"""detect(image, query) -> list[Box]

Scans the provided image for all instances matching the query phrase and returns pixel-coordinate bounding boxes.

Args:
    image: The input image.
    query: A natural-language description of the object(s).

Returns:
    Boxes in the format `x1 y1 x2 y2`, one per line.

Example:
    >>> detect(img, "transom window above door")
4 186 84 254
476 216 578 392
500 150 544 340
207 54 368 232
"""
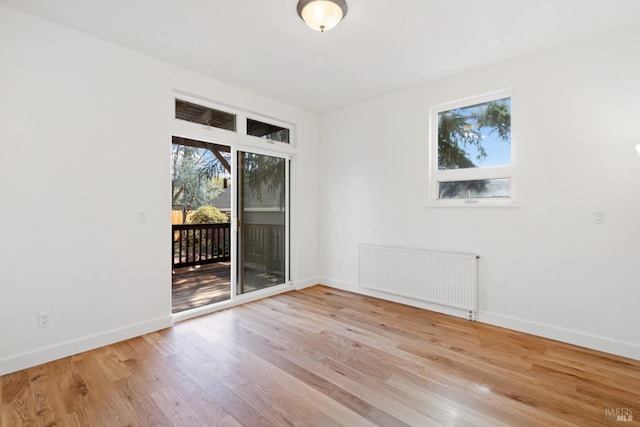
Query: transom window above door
175 98 293 145
175 99 236 131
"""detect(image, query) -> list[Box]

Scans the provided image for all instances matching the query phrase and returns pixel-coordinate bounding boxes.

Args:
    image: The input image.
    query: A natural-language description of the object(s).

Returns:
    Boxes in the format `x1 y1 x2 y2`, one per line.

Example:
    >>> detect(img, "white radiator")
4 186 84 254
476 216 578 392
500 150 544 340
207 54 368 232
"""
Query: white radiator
359 245 478 319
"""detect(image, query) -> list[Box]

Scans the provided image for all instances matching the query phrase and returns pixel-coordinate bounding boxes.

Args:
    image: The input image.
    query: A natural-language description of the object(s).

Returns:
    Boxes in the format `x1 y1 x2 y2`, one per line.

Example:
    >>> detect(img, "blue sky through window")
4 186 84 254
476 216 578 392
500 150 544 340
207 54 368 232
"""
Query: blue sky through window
441 97 511 168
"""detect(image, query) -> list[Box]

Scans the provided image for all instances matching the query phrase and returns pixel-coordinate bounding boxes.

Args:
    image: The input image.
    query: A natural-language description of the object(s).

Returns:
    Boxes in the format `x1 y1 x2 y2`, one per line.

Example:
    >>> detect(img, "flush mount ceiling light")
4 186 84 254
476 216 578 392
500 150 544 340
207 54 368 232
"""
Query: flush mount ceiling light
297 0 348 32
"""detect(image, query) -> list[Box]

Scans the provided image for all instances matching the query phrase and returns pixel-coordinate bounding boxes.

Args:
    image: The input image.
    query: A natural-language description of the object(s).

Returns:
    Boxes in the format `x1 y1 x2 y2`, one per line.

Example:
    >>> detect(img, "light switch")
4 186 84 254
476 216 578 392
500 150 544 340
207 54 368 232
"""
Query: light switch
593 210 605 224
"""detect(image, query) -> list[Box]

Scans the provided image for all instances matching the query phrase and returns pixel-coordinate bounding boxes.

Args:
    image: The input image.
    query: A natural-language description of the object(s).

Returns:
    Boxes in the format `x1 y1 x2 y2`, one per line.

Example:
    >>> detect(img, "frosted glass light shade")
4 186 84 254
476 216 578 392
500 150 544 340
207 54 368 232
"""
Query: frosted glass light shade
636 144 640 156
297 0 348 32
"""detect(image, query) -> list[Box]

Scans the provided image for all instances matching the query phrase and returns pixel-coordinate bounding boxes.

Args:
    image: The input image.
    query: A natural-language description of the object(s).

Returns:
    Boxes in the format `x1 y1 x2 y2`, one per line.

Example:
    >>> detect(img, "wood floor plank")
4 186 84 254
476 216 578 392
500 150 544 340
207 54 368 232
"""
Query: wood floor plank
166 351 272 427
114 375 172 426
1 385 35 427
2 285 639 426
125 338 229 424
220 336 377 427
150 387 207 427
213 414 243 427
29 363 71 427
208 316 387 425
2 371 30 406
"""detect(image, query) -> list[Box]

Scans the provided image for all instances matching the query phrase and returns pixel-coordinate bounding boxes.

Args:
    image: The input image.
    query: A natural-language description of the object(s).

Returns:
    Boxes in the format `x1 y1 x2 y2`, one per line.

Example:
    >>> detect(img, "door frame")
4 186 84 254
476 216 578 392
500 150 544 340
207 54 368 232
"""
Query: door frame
171 117 295 323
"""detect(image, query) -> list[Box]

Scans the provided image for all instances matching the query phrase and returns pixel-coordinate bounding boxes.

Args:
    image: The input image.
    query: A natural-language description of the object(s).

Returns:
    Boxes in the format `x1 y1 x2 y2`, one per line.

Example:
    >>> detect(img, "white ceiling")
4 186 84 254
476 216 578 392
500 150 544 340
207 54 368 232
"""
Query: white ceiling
3 0 640 113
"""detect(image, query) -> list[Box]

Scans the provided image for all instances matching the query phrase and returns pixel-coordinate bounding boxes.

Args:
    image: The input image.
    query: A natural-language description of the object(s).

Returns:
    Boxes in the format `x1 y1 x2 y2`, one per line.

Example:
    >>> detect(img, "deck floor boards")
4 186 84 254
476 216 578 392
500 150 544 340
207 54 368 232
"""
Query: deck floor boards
172 263 231 313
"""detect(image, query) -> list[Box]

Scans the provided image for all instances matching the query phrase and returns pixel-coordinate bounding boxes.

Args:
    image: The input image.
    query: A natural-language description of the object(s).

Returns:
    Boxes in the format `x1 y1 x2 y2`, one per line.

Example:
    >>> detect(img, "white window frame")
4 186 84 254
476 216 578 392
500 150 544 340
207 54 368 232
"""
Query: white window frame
428 89 517 207
173 91 297 149
245 114 296 146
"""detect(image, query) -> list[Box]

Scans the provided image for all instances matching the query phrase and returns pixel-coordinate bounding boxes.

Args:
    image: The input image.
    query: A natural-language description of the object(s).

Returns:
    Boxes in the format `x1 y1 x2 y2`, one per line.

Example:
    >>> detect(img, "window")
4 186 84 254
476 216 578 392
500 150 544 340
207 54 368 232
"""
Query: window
174 97 294 146
429 90 515 206
175 99 236 131
247 118 290 144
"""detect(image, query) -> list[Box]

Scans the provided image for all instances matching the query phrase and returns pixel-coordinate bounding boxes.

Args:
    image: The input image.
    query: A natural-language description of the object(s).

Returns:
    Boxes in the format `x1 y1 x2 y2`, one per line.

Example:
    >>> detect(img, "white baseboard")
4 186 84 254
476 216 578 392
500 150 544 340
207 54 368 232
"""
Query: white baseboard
0 315 173 376
320 278 640 362
478 311 640 361
295 276 322 291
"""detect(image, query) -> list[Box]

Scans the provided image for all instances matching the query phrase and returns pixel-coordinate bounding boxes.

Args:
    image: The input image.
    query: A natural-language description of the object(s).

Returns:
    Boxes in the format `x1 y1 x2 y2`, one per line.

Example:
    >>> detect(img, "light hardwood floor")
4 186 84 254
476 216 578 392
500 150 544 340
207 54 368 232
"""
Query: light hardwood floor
2 286 639 426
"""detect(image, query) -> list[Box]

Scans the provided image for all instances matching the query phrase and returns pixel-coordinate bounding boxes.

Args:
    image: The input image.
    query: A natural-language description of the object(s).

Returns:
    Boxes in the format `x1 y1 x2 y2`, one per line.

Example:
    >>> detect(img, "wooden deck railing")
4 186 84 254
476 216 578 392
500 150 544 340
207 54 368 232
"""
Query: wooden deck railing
173 223 231 269
243 223 285 272
173 222 285 273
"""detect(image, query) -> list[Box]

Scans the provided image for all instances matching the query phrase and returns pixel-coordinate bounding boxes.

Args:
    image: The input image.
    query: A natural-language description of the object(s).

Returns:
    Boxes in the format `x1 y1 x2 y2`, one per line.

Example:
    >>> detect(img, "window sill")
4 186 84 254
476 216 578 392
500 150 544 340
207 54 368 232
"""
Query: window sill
426 198 520 208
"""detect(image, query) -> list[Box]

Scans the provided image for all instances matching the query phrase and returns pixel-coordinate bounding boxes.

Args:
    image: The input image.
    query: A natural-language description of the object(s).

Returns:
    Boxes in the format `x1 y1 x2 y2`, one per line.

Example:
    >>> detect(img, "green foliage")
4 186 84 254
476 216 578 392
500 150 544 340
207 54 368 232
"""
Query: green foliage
188 206 228 224
171 144 224 220
438 99 511 170
480 100 511 140
241 153 286 208
438 111 479 169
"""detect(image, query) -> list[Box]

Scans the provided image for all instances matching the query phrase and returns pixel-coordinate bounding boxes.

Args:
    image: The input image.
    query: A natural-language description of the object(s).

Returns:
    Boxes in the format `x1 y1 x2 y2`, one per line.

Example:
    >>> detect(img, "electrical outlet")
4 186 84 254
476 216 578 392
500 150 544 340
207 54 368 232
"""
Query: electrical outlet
38 311 52 328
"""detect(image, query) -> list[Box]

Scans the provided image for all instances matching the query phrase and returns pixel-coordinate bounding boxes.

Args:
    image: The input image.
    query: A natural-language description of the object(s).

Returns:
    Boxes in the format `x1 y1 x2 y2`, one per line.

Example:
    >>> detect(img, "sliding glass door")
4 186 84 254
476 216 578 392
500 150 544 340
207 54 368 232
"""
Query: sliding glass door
171 96 294 317
236 151 289 295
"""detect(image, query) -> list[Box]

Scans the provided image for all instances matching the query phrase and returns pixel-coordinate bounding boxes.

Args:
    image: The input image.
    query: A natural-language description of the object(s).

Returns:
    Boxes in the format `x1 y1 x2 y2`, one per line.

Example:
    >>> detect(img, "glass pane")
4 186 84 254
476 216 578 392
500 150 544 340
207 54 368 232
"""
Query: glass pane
438 97 511 170
237 152 287 295
175 99 236 131
438 178 510 199
247 118 290 143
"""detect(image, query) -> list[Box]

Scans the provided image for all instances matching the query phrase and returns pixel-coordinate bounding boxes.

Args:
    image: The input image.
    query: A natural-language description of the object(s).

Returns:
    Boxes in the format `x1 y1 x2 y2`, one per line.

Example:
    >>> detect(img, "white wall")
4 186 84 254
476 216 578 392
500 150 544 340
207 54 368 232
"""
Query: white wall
320 23 640 360
0 5 320 375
